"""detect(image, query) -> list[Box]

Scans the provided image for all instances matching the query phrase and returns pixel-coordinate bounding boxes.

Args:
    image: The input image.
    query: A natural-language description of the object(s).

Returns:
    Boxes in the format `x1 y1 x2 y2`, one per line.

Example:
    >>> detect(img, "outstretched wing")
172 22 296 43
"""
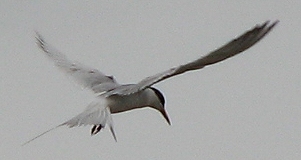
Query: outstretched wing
22 98 116 146
108 20 278 95
36 33 119 93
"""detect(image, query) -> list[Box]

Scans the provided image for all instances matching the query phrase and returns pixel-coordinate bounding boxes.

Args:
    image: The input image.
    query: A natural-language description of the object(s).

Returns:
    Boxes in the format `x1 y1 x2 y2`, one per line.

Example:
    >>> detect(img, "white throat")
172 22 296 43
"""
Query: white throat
106 88 161 114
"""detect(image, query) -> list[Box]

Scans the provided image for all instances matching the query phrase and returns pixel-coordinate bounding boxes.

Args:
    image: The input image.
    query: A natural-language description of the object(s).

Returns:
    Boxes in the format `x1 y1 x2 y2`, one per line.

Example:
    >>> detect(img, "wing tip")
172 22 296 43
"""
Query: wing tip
269 20 280 29
260 20 279 33
34 31 47 52
257 20 279 40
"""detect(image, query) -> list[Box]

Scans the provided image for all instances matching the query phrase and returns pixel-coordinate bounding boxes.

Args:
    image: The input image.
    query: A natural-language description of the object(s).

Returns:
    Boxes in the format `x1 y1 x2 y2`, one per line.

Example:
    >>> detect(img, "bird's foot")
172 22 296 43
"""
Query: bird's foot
91 125 103 135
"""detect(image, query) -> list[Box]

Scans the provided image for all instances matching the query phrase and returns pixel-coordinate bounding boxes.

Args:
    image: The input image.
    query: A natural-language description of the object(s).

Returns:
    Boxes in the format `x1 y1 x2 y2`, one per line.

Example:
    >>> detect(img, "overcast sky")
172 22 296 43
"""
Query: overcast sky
1 0 300 159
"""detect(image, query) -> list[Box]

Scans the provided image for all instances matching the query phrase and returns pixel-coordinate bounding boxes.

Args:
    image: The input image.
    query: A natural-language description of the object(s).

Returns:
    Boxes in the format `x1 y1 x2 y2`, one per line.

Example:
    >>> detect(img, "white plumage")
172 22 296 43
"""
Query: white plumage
23 20 278 145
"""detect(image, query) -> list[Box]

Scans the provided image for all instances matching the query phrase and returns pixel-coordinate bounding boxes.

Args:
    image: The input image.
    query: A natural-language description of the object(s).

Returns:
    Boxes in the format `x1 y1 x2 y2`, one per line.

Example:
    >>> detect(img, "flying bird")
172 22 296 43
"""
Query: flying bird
23 20 278 145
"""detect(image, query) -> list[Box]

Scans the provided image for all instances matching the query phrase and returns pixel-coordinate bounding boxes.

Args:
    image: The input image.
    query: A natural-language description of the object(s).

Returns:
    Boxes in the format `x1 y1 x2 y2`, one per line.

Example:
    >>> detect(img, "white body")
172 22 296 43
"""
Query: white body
107 88 162 113
23 20 278 145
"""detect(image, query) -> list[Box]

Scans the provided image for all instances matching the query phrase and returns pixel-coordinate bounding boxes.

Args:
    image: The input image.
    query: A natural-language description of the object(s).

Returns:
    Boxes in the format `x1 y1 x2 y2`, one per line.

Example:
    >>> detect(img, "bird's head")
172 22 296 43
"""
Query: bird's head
149 87 171 125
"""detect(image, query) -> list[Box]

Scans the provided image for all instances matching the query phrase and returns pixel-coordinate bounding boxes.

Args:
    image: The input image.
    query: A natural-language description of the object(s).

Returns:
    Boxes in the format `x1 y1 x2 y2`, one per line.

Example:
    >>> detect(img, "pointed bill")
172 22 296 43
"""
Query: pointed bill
160 109 171 125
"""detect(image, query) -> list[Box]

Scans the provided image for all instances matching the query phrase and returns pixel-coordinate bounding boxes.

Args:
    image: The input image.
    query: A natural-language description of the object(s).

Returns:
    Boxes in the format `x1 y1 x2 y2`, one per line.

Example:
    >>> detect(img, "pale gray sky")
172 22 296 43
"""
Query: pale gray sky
1 0 300 159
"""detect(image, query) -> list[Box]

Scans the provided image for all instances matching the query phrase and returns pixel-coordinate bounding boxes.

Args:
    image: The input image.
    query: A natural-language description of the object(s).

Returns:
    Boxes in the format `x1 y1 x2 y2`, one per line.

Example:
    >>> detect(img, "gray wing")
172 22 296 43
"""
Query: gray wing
36 33 119 93
22 98 116 145
109 20 278 95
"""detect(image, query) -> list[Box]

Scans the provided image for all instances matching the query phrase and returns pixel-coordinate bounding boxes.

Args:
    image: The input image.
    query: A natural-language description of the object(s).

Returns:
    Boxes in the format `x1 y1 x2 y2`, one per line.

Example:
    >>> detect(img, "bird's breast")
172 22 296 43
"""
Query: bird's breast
107 91 151 113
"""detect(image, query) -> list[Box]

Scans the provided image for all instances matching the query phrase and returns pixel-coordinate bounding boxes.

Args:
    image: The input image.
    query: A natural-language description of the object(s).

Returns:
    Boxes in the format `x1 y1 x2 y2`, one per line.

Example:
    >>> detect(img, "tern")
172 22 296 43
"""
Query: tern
23 20 278 145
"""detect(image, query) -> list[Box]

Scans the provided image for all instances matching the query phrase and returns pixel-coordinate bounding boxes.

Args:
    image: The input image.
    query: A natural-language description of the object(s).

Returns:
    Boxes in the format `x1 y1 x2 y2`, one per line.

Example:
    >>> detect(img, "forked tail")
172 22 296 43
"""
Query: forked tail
22 123 64 146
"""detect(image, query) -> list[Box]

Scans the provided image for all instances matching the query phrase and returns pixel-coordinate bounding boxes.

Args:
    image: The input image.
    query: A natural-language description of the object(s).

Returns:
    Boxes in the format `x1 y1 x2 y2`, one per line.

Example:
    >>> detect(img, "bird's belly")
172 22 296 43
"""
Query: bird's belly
107 94 149 114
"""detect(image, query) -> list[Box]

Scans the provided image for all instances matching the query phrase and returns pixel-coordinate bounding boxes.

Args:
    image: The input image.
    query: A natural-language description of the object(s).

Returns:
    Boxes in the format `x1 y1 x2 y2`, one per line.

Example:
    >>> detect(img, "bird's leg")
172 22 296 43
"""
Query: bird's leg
91 125 103 135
